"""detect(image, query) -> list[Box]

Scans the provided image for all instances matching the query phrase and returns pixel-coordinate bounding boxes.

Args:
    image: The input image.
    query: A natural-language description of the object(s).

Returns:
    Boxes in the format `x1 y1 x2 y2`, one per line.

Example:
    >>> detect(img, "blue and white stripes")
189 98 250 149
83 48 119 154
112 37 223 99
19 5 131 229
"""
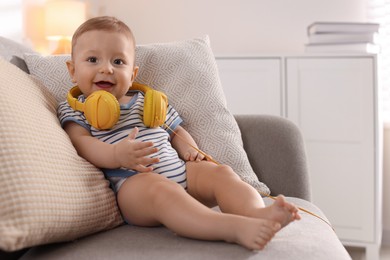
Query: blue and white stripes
57 91 187 190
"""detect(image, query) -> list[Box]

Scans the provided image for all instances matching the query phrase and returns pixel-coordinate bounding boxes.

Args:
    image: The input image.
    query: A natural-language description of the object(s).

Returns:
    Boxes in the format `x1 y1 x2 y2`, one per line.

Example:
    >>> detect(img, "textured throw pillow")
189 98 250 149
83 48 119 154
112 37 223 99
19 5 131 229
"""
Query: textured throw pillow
0 58 123 251
25 36 270 195
24 54 72 104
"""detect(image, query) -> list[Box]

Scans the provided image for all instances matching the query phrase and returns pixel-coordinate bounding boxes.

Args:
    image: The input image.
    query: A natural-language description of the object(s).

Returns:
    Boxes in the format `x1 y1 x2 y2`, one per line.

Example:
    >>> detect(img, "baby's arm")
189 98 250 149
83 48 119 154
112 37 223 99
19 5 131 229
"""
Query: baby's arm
64 122 159 172
170 126 205 162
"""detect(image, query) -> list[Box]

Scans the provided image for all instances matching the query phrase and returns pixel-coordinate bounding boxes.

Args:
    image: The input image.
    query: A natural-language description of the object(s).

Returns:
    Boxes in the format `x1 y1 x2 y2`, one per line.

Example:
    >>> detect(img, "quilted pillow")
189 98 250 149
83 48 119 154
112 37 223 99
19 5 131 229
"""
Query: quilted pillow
24 36 270 195
0 58 123 251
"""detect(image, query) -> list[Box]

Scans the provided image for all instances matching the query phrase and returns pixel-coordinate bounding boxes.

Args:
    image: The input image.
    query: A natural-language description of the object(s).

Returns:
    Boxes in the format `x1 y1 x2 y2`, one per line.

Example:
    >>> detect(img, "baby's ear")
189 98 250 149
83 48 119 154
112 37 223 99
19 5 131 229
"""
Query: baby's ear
66 60 77 83
131 66 139 82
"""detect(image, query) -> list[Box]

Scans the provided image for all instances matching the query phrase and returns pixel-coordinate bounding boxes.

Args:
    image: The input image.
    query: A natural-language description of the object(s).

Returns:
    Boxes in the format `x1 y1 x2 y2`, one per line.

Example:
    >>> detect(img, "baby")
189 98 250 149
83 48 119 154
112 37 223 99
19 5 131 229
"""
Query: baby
57 16 300 251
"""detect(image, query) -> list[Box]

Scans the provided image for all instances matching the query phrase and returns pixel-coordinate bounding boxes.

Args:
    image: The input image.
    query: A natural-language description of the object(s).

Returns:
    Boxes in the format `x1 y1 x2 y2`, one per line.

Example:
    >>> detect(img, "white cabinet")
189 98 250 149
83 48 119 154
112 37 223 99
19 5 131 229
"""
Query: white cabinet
216 58 283 116
286 56 382 259
216 54 382 260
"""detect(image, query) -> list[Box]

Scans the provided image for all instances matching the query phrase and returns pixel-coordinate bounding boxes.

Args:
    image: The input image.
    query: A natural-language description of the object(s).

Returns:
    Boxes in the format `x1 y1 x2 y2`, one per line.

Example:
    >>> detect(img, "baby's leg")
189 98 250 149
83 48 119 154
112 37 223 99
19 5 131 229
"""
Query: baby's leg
117 172 280 250
186 161 300 228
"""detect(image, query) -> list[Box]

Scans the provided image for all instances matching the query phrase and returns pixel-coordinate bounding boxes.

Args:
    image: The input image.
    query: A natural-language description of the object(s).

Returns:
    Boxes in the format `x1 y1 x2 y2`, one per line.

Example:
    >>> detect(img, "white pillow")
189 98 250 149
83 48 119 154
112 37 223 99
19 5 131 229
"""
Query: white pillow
0 58 123 251
25 36 270 195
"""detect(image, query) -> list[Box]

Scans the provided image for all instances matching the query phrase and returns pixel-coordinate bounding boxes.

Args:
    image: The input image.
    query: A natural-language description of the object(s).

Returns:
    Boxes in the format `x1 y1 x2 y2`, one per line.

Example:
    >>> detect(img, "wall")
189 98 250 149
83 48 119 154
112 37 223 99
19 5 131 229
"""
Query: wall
91 0 368 54
0 0 23 42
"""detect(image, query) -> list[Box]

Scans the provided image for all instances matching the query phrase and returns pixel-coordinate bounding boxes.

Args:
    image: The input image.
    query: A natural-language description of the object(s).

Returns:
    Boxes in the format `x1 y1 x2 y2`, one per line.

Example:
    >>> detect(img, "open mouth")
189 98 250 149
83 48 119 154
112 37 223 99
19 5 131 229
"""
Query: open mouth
95 81 114 89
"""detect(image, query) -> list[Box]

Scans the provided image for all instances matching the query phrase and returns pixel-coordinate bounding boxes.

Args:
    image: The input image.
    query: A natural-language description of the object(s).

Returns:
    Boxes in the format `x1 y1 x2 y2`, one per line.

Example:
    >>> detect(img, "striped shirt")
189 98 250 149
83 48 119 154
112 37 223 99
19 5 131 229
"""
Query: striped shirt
57 91 186 189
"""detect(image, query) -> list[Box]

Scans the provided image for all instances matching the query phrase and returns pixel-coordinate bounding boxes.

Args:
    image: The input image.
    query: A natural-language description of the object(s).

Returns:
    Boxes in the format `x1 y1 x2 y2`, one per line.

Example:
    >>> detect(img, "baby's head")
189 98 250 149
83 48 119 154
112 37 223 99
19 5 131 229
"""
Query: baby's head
71 16 136 62
67 16 138 102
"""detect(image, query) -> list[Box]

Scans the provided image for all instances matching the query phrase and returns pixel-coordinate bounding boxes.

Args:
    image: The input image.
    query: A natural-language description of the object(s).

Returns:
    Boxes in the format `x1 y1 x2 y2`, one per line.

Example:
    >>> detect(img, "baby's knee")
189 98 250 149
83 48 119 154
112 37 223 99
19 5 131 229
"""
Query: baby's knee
215 164 240 179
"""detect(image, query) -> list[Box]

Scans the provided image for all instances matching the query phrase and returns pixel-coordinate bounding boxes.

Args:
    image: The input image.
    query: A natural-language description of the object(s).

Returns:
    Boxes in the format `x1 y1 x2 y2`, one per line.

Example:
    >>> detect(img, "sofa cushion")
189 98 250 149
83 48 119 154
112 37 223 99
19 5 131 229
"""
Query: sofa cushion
24 36 270 195
0 58 123 252
0 36 36 73
19 198 351 260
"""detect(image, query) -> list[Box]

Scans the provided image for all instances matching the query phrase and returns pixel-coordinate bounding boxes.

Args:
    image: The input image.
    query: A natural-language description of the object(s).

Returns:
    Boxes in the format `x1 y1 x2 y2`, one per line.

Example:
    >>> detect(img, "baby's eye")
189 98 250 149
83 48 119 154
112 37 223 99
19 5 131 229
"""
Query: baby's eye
113 59 124 65
87 57 97 63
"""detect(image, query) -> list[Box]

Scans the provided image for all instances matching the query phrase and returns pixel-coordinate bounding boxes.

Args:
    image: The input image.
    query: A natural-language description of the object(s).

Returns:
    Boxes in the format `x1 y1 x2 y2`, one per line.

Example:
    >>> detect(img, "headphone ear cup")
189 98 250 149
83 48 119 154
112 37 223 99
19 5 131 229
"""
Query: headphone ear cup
143 90 167 128
84 90 120 130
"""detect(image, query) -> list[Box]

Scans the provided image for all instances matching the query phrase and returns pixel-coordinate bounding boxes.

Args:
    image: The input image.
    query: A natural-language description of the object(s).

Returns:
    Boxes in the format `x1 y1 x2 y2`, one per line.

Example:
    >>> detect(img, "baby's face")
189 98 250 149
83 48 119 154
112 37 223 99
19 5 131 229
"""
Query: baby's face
67 30 138 104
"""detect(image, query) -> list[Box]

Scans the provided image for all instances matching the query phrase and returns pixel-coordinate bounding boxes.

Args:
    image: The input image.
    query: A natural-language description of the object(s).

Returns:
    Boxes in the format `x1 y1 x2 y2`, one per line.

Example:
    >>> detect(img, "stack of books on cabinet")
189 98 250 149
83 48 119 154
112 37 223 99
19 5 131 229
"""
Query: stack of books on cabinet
305 22 380 53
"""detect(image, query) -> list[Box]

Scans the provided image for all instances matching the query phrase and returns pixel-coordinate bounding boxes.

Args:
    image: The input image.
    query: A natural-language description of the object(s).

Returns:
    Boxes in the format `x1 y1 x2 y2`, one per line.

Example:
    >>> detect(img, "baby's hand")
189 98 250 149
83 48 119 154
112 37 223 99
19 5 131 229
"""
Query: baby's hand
113 127 159 172
184 148 205 162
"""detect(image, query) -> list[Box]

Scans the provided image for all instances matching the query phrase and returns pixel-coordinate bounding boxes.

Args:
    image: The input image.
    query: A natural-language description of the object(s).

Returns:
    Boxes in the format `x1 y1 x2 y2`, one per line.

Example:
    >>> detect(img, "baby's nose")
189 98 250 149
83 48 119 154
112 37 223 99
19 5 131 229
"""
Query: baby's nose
99 62 114 74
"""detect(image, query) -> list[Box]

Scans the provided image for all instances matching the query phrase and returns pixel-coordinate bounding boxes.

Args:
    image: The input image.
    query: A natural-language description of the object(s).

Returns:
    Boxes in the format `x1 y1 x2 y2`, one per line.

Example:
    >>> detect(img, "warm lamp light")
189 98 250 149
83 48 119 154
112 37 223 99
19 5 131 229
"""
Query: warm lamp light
45 0 86 54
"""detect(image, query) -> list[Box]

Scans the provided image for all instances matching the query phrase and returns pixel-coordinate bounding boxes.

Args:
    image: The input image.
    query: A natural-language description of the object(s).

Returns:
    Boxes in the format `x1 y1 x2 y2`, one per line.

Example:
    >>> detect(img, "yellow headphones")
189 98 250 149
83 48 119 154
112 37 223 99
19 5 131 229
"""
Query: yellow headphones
67 82 168 130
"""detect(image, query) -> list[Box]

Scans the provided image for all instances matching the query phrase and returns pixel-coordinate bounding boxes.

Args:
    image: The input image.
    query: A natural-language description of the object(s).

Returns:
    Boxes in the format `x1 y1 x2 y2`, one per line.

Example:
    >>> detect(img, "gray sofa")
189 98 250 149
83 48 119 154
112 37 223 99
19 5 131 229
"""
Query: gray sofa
0 36 351 260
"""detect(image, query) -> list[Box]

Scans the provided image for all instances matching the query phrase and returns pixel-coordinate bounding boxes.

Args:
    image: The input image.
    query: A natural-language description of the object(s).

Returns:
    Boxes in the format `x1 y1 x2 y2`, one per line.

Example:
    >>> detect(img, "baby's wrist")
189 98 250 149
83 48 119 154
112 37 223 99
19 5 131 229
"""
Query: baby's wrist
111 143 122 168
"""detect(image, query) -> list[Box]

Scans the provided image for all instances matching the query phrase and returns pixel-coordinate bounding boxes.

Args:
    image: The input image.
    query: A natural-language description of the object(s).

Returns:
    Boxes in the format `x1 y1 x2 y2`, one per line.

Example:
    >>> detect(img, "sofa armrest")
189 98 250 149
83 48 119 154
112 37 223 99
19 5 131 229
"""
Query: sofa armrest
234 115 311 201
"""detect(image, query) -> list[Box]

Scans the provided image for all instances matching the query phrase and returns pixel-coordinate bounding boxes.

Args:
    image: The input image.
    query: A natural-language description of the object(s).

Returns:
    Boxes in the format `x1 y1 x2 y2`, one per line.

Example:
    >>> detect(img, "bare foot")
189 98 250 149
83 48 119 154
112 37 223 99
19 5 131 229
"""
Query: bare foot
255 195 301 228
229 217 281 250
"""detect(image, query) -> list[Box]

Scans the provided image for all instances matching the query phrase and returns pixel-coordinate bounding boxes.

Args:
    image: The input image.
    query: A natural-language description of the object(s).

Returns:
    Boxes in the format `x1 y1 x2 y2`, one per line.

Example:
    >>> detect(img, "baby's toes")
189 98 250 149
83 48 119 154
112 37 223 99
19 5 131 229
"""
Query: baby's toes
285 201 298 213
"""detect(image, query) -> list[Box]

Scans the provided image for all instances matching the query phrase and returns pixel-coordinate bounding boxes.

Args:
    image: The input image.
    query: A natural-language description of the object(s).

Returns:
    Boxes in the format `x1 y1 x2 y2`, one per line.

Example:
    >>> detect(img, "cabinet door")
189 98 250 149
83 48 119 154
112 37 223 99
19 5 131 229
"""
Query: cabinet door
286 57 376 242
216 58 282 115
